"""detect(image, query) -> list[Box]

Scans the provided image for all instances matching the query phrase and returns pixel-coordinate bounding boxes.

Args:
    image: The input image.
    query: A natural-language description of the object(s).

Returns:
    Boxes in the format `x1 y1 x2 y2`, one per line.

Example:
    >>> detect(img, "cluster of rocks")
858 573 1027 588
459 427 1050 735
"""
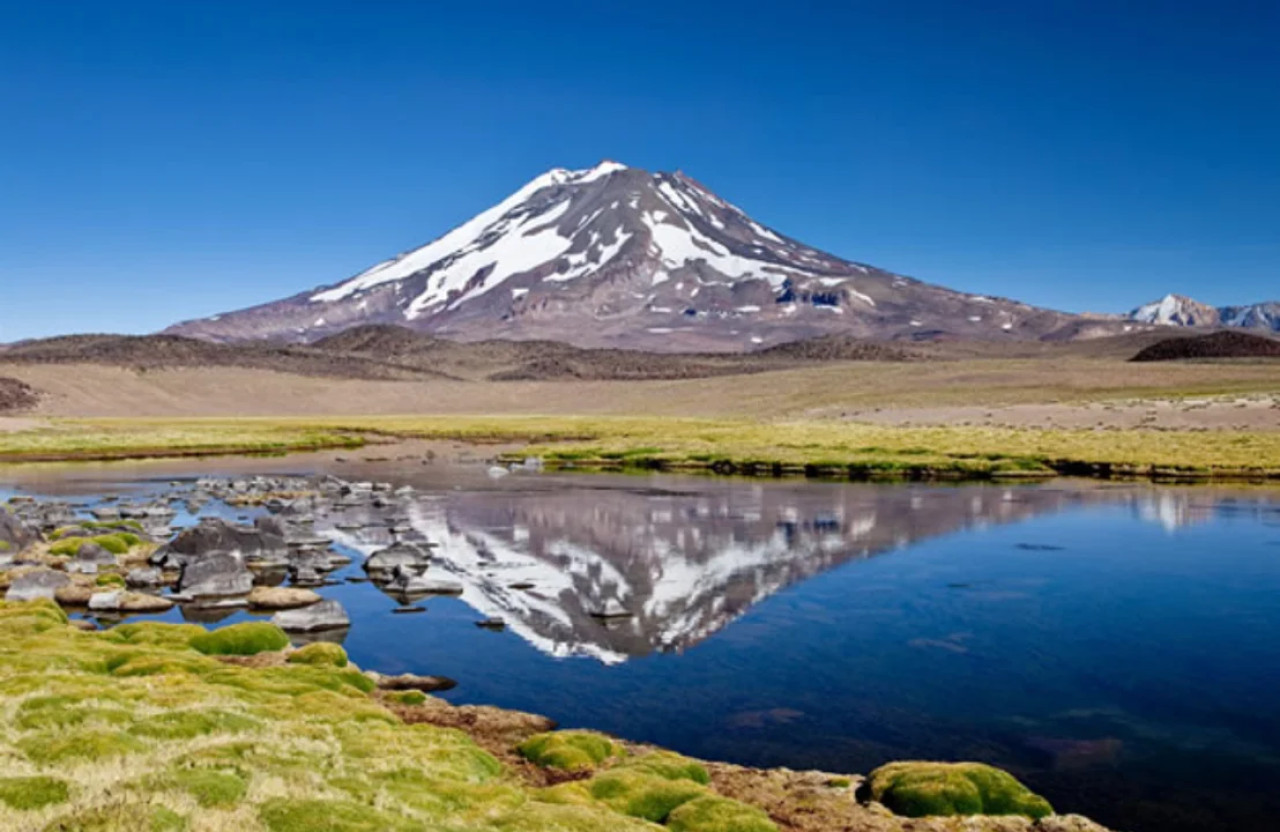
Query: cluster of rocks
3 472 495 639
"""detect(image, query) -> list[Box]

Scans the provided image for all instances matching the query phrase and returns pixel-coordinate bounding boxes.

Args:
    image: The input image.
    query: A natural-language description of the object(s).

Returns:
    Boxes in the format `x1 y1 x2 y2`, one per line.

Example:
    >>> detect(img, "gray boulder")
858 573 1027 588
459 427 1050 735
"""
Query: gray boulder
177 552 253 597
88 591 174 613
0 506 37 557
5 569 70 602
151 517 288 570
125 567 164 588
73 542 117 567
387 564 463 596
364 542 432 578
272 599 350 632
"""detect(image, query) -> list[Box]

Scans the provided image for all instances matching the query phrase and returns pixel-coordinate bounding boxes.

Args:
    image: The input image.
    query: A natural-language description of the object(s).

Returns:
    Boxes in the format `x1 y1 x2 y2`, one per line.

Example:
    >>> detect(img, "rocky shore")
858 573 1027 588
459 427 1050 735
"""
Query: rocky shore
0 476 1118 831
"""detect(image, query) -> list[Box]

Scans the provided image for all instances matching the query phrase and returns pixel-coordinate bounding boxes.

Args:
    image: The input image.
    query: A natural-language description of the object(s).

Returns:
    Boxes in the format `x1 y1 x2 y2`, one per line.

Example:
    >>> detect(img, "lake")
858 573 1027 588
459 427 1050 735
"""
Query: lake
3 456 1279 832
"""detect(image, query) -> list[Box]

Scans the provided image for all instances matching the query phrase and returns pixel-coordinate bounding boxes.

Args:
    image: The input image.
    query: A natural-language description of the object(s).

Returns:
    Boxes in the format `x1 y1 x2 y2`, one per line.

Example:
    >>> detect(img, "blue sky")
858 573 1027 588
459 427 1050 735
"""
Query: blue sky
1 0 1277 341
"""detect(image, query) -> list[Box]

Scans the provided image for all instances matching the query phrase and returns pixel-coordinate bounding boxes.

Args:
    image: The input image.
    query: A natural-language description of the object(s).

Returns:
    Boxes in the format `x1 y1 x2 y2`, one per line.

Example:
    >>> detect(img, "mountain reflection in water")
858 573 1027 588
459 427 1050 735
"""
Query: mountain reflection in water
312 478 1247 664
3 463 1279 832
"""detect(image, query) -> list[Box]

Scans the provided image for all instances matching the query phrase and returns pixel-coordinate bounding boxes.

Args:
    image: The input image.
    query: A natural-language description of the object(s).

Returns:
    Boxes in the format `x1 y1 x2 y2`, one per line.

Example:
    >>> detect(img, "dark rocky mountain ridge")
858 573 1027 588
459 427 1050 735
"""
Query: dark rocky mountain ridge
0 327 923 384
1130 330 1280 362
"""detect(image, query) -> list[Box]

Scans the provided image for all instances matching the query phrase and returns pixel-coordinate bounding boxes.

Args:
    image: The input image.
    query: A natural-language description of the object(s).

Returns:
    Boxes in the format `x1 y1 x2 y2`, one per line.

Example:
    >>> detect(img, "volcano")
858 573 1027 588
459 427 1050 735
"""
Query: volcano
167 161 1091 350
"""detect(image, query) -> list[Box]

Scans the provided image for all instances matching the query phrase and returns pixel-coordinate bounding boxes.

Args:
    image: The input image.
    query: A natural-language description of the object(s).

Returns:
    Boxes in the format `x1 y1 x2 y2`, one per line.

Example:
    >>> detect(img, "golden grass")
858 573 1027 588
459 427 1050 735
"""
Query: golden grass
2 415 1279 479
0 419 366 462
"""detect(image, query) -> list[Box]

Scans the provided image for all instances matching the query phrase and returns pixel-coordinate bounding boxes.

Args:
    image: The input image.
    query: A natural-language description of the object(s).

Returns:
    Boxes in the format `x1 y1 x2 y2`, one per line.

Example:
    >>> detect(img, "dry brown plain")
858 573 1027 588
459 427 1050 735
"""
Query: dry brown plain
2 354 1278 430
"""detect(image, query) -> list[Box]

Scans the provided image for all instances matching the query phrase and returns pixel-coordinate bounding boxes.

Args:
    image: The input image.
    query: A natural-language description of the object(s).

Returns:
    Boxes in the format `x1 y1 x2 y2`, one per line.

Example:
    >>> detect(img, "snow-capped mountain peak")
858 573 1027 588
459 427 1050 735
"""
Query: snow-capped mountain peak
166 162 1087 349
1130 294 1218 326
1128 293 1280 332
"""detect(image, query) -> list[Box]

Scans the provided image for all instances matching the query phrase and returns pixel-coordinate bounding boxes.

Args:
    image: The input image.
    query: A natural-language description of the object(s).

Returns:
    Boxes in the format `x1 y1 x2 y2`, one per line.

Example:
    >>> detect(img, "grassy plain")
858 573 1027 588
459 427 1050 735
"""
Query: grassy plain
2 414 1280 479
0 352 1278 478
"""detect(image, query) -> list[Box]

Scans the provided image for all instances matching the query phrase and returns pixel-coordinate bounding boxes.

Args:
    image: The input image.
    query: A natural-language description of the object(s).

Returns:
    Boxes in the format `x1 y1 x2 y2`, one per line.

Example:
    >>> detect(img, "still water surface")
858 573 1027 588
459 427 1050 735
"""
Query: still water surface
4 458 1279 832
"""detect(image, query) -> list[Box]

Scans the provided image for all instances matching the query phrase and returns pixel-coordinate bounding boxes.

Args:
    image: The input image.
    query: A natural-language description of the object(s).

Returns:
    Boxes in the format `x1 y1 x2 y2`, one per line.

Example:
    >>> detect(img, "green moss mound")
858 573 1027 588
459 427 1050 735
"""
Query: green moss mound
95 573 126 588
588 769 706 822
258 798 420 831
287 642 349 668
49 533 140 558
189 622 290 656
130 709 259 740
518 730 617 772
666 795 778 832
868 761 1053 819
620 751 711 785
40 802 186 831
19 728 146 764
0 775 69 810
51 520 144 539
170 769 247 807
108 621 206 649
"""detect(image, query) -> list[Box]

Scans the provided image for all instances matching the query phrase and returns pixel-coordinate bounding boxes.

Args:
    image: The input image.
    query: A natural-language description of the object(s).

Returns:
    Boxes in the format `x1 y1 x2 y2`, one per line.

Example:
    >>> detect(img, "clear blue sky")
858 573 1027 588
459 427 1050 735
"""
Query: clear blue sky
2 0 1277 341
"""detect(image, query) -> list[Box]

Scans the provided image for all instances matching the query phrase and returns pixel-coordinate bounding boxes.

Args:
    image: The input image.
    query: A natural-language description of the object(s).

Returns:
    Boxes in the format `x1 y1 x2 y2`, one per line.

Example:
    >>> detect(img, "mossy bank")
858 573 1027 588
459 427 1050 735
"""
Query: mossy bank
0 600 1110 832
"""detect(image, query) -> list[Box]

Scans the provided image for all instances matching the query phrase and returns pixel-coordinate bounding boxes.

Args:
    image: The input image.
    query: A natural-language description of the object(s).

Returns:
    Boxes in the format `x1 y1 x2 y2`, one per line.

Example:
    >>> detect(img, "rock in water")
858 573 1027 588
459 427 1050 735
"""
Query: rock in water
272 599 350 632
66 542 116 574
88 591 174 613
364 542 432 578
54 583 96 606
5 569 70 602
125 567 164 587
385 564 463 596
247 586 322 610
177 552 253 597
372 672 458 693
152 516 288 569
0 507 37 556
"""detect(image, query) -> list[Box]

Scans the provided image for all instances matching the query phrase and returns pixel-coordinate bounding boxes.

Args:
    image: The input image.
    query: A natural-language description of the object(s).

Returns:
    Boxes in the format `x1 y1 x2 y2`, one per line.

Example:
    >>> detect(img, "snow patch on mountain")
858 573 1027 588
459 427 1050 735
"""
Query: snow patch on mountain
312 161 624 306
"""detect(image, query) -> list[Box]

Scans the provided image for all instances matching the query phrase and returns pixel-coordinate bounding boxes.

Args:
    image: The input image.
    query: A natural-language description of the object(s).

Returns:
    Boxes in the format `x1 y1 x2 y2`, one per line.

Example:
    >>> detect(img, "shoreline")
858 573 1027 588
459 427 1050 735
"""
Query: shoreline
0 600 1113 832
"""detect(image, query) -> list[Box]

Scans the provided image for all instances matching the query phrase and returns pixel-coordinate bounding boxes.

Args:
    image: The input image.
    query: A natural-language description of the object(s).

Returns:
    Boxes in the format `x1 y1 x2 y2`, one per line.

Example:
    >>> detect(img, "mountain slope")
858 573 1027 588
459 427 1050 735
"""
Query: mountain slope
1129 293 1280 332
166 161 1093 351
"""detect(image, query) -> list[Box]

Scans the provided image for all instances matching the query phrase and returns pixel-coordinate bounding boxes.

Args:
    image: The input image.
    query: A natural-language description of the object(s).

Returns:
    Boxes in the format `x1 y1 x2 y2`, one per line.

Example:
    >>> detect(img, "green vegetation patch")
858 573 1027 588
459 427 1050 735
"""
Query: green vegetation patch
385 689 427 706
258 798 421 832
19 727 147 764
130 709 259 741
588 769 707 823
189 621 290 656
518 730 618 772
40 801 186 831
619 751 711 785
169 768 247 807
0 599 796 832
108 621 206 649
286 641 349 668
666 794 778 832
51 520 145 539
48 532 140 558
0 775 69 810
868 761 1053 819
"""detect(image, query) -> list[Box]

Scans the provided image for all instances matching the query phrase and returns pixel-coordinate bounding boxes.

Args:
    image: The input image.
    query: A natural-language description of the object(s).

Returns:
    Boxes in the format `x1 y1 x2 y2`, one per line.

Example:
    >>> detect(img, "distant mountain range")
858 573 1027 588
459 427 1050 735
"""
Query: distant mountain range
1128 294 1280 332
162 161 1275 351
